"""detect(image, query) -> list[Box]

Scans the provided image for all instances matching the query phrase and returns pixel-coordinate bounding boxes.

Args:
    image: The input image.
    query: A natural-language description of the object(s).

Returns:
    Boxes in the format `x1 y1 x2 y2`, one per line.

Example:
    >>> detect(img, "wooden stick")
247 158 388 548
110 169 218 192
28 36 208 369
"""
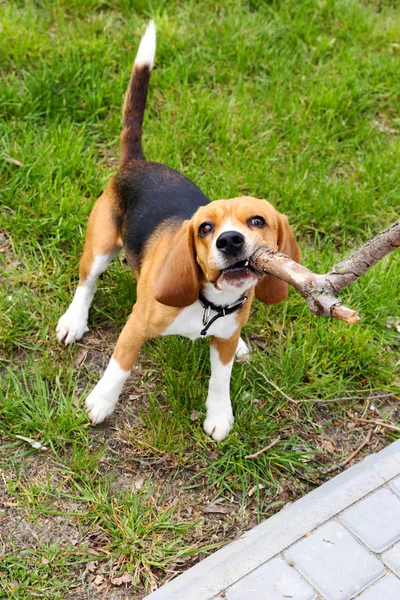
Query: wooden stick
354 418 400 433
340 428 373 467
245 436 281 459
250 219 400 324
253 369 393 404
4 156 23 167
298 393 394 404
325 428 373 473
254 369 295 402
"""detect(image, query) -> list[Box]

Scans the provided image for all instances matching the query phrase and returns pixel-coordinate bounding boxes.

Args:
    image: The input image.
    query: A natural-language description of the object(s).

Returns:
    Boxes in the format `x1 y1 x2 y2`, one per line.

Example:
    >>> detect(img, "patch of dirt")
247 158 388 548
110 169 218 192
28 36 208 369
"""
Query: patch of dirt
0 227 24 275
372 113 398 135
1 325 399 598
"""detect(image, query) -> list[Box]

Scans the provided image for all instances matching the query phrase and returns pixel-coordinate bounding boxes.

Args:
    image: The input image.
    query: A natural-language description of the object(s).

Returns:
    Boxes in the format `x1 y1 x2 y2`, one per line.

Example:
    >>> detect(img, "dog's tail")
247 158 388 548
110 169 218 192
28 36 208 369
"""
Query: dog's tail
120 20 156 167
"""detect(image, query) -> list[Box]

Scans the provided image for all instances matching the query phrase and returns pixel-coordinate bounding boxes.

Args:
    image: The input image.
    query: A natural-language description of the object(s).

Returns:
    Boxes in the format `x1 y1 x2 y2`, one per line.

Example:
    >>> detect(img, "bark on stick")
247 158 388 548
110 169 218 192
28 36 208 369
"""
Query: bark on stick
250 220 400 324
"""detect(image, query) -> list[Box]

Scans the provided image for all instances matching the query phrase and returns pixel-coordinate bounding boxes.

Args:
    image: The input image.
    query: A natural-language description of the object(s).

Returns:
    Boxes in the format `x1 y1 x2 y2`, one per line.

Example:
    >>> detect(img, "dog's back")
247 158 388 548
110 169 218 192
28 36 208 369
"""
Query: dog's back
115 21 209 264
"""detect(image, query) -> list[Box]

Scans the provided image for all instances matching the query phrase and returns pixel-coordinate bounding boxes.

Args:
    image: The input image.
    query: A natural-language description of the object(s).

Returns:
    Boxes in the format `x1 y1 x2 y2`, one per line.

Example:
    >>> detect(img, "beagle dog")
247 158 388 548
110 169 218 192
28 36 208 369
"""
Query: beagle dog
57 21 300 442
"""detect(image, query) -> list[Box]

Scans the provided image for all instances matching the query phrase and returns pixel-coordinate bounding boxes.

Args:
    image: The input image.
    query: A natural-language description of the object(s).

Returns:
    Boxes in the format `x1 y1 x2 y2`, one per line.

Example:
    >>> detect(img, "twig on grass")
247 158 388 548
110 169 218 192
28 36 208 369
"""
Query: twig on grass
354 418 400 433
300 393 394 404
324 428 373 474
4 156 24 167
245 436 281 459
253 369 392 405
340 428 373 467
254 369 295 402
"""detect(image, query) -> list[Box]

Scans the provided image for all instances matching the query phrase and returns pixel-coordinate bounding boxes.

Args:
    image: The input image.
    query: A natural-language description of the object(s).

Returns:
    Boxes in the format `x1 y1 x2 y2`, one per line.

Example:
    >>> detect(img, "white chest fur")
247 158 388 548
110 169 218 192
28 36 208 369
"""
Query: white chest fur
162 301 239 340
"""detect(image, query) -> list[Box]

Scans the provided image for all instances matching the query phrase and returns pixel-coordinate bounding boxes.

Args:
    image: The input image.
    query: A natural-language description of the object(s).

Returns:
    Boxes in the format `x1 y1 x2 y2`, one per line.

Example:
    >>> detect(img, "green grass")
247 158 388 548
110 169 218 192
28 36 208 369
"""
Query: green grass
1 0 400 596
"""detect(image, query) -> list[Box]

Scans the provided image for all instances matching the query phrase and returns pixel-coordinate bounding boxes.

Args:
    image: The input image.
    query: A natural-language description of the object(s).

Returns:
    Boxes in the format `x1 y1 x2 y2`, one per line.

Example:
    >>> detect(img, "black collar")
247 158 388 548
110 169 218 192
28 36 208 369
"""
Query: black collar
198 291 248 337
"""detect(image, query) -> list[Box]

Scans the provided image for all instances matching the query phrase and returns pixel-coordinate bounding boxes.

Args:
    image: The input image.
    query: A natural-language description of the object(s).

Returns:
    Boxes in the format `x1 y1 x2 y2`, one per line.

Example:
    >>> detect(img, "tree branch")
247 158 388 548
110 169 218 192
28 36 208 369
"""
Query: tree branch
250 219 400 324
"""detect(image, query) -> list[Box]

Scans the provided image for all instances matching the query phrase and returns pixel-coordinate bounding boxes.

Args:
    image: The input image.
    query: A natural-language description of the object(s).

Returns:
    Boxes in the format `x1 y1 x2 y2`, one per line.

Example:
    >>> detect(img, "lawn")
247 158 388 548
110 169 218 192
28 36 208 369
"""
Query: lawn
1 0 399 598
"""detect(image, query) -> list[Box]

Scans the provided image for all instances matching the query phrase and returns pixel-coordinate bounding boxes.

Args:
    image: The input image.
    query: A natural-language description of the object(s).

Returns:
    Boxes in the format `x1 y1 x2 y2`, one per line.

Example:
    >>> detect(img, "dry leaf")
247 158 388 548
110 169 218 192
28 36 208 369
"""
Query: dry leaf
94 574 104 586
132 476 144 493
74 348 88 366
111 573 133 586
322 440 336 454
86 548 102 556
277 489 290 503
203 503 234 514
190 410 202 421
5 259 21 271
250 336 268 350
386 318 400 332
85 561 98 574
15 435 47 451
248 484 265 497
41 556 50 565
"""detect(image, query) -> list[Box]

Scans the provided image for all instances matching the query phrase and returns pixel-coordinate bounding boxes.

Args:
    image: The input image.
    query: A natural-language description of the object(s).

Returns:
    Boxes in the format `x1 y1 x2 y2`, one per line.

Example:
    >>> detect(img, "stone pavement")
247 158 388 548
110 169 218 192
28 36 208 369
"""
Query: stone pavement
144 438 400 600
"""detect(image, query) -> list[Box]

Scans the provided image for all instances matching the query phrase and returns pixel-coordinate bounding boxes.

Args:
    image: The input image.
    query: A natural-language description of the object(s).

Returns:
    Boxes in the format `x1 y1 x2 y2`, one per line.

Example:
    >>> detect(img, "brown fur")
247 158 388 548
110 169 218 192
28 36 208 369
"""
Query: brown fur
62 22 302 437
154 196 300 304
79 192 299 371
154 220 200 307
78 183 123 284
120 65 151 166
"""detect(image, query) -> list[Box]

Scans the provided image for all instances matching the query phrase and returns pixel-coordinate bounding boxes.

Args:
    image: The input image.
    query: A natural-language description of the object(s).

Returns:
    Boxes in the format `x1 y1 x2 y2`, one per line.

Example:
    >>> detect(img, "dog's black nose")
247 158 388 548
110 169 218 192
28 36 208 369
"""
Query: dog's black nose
216 231 245 255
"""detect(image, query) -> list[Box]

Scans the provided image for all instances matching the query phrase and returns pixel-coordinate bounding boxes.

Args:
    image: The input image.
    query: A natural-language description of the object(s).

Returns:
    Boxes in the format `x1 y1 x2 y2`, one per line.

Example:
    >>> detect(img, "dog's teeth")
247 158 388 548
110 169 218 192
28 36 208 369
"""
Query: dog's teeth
244 260 249 266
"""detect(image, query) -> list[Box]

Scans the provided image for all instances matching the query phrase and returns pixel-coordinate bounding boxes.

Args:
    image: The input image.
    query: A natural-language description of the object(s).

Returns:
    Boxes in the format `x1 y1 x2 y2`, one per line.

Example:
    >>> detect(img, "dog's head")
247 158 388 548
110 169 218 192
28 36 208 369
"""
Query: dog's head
155 196 301 307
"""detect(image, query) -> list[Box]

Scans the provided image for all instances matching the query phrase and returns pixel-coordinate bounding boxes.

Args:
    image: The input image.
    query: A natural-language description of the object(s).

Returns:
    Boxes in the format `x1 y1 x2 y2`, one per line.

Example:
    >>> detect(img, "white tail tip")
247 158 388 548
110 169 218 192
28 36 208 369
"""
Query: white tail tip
135 19 156 69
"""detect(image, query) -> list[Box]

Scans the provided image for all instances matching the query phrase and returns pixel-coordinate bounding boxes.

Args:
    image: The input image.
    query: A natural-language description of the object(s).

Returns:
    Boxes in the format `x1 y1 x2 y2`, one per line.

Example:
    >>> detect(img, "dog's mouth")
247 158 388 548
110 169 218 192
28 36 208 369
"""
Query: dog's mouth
221 258 253 274
215 258 260 287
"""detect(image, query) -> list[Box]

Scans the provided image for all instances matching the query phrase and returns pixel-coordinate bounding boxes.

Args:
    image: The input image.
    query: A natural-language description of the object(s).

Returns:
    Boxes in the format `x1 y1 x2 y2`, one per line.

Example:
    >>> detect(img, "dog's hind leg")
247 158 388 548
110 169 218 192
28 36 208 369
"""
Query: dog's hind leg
56 184 122 344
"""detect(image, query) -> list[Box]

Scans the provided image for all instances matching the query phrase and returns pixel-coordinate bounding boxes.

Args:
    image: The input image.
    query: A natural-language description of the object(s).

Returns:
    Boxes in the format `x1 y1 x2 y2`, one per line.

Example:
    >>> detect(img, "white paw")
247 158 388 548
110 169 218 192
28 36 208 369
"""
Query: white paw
235 337 251 362
56 310 89 344
85 389 117 425
203 413 234 442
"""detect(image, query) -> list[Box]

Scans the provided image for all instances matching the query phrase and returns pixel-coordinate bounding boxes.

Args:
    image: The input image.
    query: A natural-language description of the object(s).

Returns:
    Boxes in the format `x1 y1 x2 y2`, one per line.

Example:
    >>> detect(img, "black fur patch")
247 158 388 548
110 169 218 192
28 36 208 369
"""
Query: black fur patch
114 161 210 262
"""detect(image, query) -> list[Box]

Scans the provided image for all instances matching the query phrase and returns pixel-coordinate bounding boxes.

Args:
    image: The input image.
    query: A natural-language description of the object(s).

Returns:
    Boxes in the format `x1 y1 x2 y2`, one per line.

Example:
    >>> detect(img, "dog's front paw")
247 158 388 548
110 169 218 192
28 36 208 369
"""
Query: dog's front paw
203 413 234 442
85 389 117 425
56 310 89 344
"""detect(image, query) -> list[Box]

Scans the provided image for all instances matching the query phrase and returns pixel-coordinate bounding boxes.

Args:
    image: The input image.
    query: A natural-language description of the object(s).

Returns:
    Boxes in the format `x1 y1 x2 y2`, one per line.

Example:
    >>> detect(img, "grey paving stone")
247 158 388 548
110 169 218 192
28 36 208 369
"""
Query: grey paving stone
382 542 400 577
340 488 400 552
389 476 400 497
225 557 316 600
144 440 400 600
356 575 400 600
285 521 384 600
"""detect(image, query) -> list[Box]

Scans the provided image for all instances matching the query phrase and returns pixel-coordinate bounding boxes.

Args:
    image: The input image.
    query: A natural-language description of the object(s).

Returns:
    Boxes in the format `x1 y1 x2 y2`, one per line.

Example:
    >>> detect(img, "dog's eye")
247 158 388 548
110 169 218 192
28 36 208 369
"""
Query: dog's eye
248 216 266 228
199 222 214 237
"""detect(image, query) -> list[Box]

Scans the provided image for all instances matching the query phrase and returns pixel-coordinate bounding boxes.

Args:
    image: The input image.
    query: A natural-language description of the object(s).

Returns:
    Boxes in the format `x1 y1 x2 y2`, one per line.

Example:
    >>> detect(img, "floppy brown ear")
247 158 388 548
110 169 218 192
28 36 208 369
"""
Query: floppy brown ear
255 213 301 305
155 221 200 307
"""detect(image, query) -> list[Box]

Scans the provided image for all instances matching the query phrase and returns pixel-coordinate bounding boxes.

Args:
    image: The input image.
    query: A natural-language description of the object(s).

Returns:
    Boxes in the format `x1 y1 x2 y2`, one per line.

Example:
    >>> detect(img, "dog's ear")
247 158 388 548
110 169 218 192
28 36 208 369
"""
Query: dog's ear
255 212 301 305
155 221 199 307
